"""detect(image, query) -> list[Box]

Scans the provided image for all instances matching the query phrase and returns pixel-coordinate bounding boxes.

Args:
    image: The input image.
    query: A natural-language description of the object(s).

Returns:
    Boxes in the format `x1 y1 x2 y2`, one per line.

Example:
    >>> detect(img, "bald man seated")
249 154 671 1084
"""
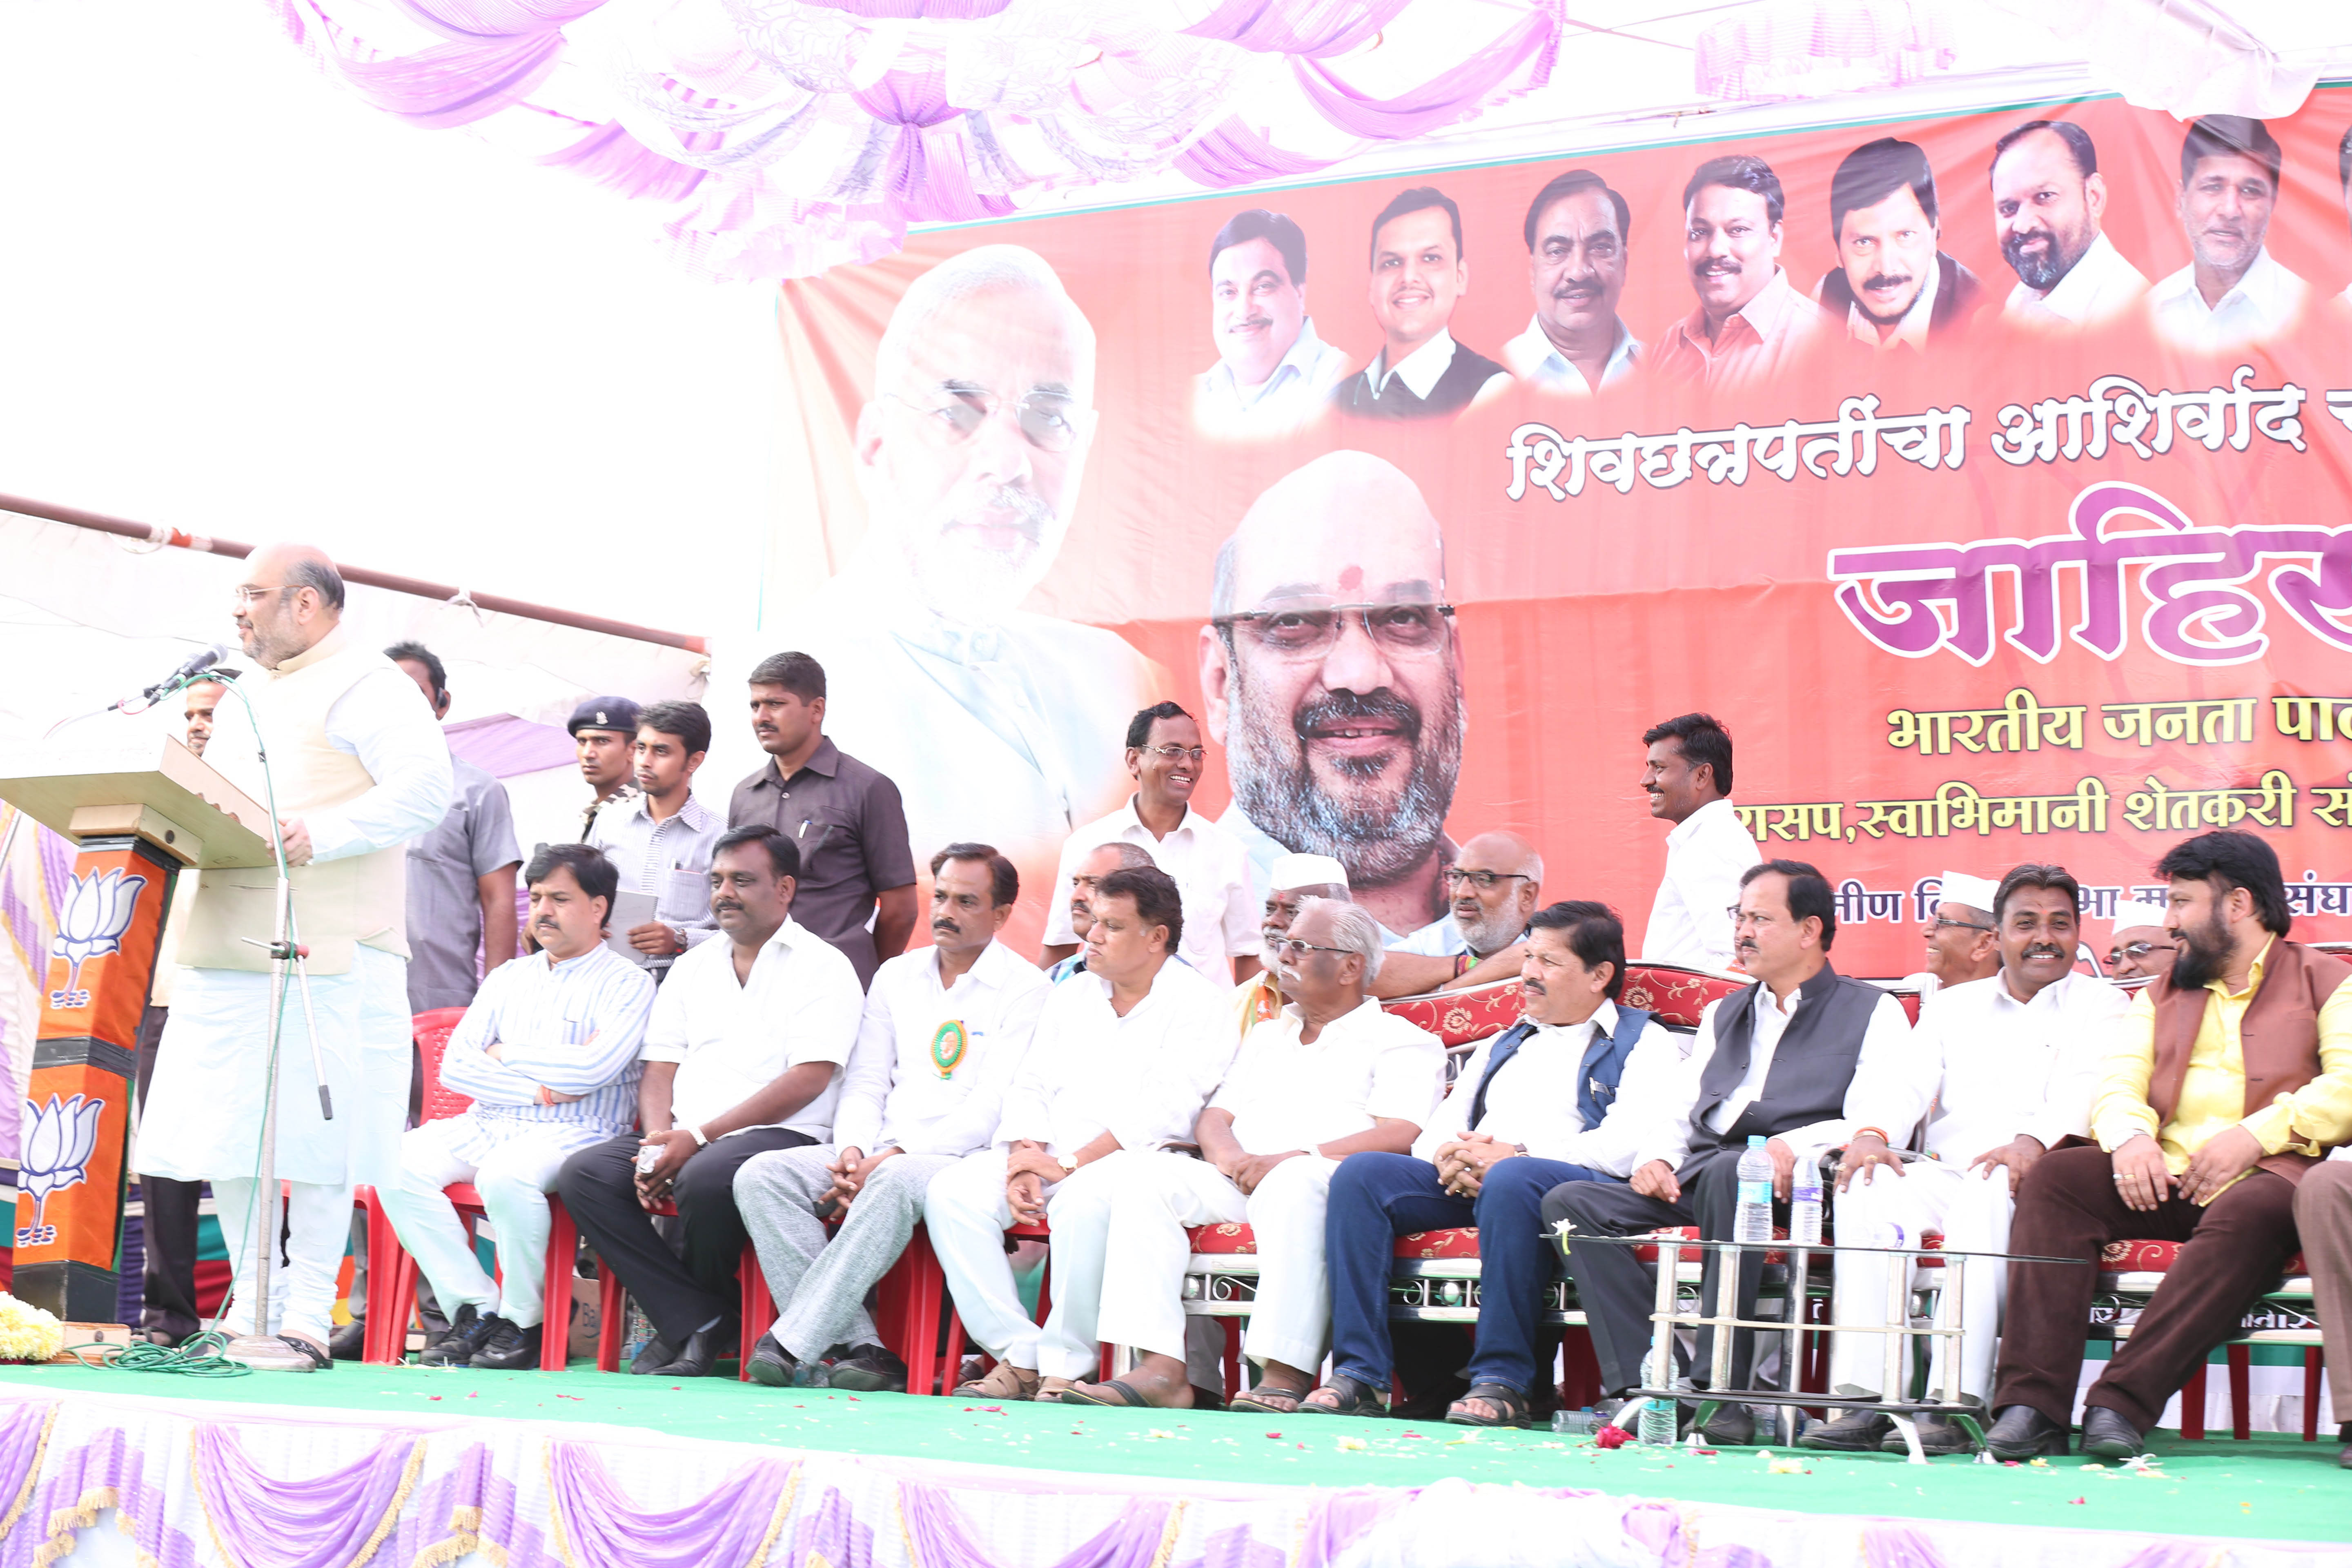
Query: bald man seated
1374 832 1545 999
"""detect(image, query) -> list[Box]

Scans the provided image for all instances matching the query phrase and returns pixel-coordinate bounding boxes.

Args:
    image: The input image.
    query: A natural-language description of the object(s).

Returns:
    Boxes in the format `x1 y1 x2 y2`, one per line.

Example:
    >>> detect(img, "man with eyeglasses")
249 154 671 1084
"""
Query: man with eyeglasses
1374 831 1544 998
2106 897 2178 981
1201 451 1464 943
1042 703 1259 984
775 244 1159 927
1801 863 2126 1456
1903 869 2003 997
1056 898 1444 1412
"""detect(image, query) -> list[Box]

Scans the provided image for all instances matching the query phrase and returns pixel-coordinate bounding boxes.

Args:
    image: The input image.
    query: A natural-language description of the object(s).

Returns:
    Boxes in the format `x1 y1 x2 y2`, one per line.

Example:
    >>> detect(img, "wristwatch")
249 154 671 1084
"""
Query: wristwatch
687 1124 710 1149
1056 1153 1078 1174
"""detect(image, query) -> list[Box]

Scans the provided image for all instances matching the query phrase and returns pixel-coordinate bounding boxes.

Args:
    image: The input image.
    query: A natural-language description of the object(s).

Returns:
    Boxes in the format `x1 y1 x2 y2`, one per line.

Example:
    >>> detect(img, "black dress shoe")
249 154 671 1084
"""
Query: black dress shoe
469 1317 543 1371
1799 1408 1893 1451
747 1336 805 1388
328 1321 367 1361
825 1345 909 1393
419 1304 494 1367
660 1322 735 1379
1882 1411 1978 1456
629 1333 680 1374
2079 1405 2145 1460
1984 1403 2069 1459
1698 1400 1755 1446
2336 1421 2351 1469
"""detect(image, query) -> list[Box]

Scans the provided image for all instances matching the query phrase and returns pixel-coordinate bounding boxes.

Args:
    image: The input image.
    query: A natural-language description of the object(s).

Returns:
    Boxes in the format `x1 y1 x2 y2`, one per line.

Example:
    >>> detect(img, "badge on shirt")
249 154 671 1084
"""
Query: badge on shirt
931 1020 969 1080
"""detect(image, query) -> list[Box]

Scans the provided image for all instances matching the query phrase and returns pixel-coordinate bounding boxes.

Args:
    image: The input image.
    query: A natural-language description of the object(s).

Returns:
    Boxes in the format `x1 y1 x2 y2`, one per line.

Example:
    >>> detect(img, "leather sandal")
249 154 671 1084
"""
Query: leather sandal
1446 1382 1531 1428
951 1361 1040 1401
1229 1382 1311 1415
1301 1372 1390 1417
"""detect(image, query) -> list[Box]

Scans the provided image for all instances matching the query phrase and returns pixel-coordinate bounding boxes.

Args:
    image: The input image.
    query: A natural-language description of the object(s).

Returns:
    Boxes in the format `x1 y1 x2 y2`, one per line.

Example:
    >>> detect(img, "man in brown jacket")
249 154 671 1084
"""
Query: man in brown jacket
2295 1160 2352 1467
1986 831 2352 1460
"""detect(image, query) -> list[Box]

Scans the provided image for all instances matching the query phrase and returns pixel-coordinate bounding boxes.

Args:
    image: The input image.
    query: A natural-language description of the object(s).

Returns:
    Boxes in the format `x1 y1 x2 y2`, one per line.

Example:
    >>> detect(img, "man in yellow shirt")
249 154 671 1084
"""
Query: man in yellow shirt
1986 831 2352 1461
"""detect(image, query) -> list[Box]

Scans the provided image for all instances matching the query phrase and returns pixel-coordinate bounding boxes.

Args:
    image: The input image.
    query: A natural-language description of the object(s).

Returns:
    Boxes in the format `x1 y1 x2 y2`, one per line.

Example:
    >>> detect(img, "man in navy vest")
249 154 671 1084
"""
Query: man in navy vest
1329 187 1511 421
1547 860 1917 1446
1301 902 1681 1428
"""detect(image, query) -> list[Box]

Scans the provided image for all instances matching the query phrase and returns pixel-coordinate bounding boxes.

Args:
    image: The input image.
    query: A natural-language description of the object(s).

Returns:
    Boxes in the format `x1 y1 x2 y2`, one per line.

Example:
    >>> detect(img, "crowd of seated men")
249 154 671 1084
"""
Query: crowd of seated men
359 645 2352 1468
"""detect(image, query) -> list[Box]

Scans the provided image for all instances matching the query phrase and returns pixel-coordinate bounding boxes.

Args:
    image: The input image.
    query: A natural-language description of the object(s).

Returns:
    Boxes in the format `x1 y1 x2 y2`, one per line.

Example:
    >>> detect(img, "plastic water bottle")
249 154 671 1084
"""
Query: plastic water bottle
1736 1134 1775 1245
1791 1152 1823 1248
1638 1392 1676 1446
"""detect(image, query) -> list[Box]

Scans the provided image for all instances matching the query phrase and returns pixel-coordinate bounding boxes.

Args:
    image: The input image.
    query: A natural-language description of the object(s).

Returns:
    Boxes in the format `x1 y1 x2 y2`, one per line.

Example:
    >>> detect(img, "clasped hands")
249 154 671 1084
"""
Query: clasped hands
818 1145 900 1211
1433 1132 1519 1198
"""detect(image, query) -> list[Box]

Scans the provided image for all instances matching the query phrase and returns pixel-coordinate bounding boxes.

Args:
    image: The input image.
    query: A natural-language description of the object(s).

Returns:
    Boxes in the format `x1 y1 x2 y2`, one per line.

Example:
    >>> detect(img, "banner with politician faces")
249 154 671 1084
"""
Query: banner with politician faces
773 89 2352 973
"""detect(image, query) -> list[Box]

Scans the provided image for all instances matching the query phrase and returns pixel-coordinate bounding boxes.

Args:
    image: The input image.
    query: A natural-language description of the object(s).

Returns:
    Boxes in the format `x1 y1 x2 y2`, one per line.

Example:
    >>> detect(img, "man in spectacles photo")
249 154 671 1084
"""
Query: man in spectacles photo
1199 451 1465 943
1372 832 1546 998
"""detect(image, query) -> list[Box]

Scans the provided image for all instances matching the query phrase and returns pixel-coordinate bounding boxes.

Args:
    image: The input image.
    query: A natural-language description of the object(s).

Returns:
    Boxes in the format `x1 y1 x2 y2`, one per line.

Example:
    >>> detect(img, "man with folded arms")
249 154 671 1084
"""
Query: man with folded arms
385 844 654 1369
1051 899 1443 1411
734 843 1049 1391
1547 860 1916 1446
926 866 1230 1400
1308 901 1678 1427
1987 831 2352 1460
1802 863 2125 1454
557 826 862 1377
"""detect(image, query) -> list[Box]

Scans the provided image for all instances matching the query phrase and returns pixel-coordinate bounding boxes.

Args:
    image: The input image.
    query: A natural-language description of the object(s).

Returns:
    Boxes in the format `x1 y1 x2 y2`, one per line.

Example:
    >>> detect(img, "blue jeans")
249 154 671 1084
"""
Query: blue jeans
1325 1151 1617 1394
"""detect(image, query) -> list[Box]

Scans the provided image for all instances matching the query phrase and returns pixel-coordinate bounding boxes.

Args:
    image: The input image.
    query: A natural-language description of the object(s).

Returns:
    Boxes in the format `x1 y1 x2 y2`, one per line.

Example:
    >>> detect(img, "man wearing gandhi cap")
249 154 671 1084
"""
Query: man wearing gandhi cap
1905 869 2002 996
2106 896 2178 980
1236 853 1352 1034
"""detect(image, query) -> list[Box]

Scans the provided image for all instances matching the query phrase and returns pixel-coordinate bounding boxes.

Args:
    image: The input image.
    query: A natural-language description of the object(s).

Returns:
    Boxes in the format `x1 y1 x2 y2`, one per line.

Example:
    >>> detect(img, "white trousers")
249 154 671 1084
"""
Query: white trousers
213 1177 351 1345
377 1116 584 1330
926 1150 1096 1372
1829 1160 2014 1402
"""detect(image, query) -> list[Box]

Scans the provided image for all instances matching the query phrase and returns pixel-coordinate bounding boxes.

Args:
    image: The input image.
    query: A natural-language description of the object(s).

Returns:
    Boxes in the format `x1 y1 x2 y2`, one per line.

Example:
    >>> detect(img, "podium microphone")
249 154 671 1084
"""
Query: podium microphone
134 644 232 705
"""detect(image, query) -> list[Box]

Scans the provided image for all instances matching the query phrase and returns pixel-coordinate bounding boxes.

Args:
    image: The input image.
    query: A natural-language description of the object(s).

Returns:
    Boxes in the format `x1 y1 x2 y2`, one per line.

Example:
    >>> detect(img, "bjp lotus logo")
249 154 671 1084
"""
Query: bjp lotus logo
48 869 146 1008
17 1093 103 1247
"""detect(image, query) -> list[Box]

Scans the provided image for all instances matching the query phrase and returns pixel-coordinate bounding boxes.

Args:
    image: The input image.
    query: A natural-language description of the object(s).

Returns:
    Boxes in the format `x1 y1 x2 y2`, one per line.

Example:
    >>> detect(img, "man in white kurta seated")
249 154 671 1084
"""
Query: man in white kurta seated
140 543 451 1370
925 866 1230 1400
1801 862 2126 1455
735 843 1050 1391
383 844 653 1369
1056 898 1446 1411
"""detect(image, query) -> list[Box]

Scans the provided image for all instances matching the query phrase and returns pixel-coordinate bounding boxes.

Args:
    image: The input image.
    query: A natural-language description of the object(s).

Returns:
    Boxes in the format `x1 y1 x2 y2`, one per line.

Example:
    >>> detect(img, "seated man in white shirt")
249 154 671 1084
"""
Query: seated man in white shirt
927 866 1232 1400
1801 862 2125 1455
1307 902 1680 1427
734 843 1050 1391
555 825 862 1378
385 844 655 1370
1373 831 1543 998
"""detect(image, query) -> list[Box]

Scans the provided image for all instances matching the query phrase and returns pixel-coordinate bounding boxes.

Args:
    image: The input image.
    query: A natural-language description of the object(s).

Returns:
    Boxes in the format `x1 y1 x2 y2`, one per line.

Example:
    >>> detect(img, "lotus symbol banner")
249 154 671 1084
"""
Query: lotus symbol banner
47 867 146 1009
17 1092 104 1248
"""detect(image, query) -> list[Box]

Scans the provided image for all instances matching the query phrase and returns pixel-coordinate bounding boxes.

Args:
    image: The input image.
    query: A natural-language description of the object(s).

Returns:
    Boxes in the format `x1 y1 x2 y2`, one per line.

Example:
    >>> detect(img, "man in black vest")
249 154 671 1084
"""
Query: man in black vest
1330 187 1511 420
1546 860 1917 1445
1301 903 1682 1428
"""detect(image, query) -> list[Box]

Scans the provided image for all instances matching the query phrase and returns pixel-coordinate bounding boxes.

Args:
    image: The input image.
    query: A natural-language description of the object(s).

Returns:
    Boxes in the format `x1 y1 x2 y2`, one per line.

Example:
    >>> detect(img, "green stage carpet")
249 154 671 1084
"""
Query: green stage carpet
0 1362 2341 1544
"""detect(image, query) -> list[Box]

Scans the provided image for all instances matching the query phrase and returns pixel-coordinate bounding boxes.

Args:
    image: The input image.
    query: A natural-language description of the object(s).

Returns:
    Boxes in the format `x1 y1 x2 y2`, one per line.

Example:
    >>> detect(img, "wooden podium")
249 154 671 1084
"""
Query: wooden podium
0 737 272 1320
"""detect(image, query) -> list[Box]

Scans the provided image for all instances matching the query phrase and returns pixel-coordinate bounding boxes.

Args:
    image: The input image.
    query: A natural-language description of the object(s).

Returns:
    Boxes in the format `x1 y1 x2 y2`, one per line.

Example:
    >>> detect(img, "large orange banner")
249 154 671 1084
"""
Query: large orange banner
774 90 2352 974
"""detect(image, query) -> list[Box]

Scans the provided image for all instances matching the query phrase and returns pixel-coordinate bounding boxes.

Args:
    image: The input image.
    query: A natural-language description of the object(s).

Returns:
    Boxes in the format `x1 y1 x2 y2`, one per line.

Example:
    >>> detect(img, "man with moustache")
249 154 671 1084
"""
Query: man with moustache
1201 451 1462 942
790 245 1158 897
1987 831 2352 1461
1234 852 1351 1031
1042 703 1259 985
2149 115 2311 352
1651 154 1836 393
1900 870 2003 998
1372 832 1544 999
567 697 643 843
1501 168 1642 394
1639 713 1759 972
1048 841 1156 984
1194 209 1352 438
1331 187 1511 420
1548 860 1915 1446
1989 120 2151 332
1801 864 2127 1456
591 701 723 977
1309 903 1679 1426
1813 138 1983 352
734 844 1049 1391
2105 896 2178 980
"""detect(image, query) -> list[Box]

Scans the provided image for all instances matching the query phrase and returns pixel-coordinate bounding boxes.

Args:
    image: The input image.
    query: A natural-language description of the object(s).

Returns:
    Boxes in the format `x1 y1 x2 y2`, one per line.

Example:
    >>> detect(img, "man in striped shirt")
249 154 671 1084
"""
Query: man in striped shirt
381 844 655 1370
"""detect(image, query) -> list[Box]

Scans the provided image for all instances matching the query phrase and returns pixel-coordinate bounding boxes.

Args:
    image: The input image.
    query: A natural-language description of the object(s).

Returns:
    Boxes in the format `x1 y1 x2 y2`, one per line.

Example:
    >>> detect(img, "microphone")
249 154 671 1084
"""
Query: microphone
136 644 232 704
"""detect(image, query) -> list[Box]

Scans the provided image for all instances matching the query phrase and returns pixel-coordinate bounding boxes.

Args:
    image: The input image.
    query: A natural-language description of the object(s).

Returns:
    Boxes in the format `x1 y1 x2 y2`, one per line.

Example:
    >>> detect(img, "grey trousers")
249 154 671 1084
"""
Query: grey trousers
2292 1160 2352 1413
737 1145 958 1362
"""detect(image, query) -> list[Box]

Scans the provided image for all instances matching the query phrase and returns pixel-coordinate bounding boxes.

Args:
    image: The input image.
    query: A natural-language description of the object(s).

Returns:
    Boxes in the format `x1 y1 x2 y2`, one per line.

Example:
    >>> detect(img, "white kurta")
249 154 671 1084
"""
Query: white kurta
139 661 450 1188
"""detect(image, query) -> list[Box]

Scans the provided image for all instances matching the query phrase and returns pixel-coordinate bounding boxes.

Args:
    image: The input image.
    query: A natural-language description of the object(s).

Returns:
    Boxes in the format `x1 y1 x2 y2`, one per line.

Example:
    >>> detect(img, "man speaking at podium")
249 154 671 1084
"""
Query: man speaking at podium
139 544 451 1370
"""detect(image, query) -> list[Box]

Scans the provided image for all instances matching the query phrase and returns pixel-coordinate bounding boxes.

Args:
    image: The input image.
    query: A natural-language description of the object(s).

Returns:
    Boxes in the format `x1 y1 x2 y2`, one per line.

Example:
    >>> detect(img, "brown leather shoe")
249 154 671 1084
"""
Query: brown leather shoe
953 1361 1040 1401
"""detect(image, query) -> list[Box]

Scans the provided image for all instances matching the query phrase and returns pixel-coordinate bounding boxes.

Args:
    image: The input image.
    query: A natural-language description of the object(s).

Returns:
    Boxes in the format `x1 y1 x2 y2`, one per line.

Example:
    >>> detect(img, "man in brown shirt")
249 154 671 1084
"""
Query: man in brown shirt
726 650 918 989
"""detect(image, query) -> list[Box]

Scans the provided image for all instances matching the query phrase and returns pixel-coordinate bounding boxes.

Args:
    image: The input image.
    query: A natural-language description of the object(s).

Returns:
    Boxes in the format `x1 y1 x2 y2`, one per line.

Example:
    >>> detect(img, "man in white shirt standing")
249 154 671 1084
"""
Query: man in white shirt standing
734 843 1049 1391
1307 902 1680 1427
2149 114 2310 352
1639 713 1760 970
1194 209 1352 439
1330 187 1512 420
1802 862 2127 1455
384 845 654 1370
1989 120 2150 333
556 826 862 1378
588 700 724 976
1549 860 1917 1446
1501 169 1641 394
1042 703 1260 984
926 867 1231 1400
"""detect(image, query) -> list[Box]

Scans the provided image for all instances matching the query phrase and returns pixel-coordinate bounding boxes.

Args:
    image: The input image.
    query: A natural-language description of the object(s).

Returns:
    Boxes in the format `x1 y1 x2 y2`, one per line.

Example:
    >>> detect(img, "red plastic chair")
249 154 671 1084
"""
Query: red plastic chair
733 1222 954 1392
361 1007 581 1371
936 1220 1117 1392
589 1194 768 1376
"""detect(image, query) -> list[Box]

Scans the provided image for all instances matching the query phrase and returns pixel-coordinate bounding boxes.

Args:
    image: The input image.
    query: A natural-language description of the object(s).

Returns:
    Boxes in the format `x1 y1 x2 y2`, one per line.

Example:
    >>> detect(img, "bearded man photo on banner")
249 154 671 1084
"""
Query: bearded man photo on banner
139 543 452 1370
1201 451 1464 944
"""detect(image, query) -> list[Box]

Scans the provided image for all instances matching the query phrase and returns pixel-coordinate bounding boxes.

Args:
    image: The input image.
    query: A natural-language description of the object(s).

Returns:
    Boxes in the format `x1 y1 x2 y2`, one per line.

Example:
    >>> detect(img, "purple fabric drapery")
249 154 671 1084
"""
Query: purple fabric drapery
1183 0 1416 57
803 0 1014 17
902 1477 1178 1568
190 1422 419 1568
1291 4 1557 139
6 1423 196 1568
850 72 1017 222
390 0 609 42
538 122 710 203
0 1404 52 1535
1173 116 1340 185
546 1440 795 1567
